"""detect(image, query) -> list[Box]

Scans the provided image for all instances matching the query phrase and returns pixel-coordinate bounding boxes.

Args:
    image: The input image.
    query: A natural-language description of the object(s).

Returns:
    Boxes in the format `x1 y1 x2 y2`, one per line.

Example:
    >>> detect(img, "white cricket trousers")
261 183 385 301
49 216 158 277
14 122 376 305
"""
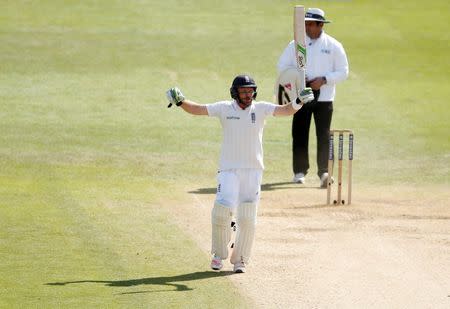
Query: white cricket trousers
215 168 263 208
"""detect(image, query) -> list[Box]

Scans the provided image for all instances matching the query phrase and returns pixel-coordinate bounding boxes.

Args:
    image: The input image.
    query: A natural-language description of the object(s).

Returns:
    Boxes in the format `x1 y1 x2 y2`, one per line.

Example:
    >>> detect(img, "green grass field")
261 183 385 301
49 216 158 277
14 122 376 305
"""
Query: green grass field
1 0 449 307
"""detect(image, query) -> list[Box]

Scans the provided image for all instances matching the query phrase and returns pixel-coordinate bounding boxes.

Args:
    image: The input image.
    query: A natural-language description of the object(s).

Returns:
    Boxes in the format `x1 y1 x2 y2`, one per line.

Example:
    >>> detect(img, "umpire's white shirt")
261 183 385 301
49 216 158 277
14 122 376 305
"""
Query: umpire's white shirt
277 31 349 101
207 100 276 170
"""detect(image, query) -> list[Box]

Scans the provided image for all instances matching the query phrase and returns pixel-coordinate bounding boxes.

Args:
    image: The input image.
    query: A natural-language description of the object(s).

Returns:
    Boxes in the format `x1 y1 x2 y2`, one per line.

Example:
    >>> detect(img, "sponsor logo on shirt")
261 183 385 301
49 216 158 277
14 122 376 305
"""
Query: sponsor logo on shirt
321 49 331 54
251 112 256 123
226 116 240 120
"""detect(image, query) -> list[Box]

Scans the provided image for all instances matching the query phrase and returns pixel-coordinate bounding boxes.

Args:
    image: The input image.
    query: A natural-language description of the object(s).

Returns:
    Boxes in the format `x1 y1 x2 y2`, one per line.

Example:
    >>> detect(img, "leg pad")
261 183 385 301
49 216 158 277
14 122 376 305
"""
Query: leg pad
230 202 257 264
211 203 233 259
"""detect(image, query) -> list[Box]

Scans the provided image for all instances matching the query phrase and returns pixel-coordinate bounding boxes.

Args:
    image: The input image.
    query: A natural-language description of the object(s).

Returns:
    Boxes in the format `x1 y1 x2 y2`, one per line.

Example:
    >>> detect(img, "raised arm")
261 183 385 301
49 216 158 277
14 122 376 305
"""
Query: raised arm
166 87 208 116
273 87 314 116
180 100 208 115
273 101 301 116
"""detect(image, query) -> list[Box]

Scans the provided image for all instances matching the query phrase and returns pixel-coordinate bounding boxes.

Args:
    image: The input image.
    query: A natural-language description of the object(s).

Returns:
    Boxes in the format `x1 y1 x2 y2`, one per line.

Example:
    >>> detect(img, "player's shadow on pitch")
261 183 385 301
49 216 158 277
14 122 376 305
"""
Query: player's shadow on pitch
46 271 234 293
189 182 303 195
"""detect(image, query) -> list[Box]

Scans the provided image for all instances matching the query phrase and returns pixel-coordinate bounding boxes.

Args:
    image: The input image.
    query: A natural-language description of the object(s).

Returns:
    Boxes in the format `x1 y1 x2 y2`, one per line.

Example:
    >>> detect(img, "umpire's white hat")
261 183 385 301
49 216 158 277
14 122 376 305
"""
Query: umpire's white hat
305 8 332 23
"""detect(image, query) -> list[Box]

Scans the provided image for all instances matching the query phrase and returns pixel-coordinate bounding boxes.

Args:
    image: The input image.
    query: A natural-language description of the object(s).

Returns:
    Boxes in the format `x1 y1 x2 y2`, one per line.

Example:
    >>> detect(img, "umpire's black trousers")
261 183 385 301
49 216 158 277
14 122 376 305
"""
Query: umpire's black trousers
292 90 333 177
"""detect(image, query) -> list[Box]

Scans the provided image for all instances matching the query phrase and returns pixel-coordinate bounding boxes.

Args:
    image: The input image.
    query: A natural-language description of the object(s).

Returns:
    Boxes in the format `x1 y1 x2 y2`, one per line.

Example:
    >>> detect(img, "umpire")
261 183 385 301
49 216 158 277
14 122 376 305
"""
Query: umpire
277 7 349 187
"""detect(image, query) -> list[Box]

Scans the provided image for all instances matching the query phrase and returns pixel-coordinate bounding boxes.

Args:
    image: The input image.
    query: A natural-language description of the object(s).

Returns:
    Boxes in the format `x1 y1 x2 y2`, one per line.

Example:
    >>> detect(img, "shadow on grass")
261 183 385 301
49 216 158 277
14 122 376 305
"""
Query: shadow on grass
189 181 316 195
46 271 235 293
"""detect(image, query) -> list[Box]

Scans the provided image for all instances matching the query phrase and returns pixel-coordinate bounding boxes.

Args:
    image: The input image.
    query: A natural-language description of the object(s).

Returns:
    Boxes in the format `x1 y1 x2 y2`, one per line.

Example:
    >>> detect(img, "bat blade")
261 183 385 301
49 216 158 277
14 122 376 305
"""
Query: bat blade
294 5 306 91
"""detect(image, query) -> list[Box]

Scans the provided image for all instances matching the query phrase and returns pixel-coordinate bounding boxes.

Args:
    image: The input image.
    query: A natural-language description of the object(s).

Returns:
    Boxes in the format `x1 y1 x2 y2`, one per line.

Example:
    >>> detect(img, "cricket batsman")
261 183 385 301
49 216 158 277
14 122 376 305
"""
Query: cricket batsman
166 75 313 273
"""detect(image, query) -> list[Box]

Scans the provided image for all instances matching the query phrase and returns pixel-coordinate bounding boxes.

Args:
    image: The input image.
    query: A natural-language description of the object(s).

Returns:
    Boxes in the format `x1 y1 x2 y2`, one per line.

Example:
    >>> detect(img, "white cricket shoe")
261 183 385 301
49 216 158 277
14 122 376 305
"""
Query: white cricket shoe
210 255 223 271
293 173 306 184
320 173 333 188
233 260 246 273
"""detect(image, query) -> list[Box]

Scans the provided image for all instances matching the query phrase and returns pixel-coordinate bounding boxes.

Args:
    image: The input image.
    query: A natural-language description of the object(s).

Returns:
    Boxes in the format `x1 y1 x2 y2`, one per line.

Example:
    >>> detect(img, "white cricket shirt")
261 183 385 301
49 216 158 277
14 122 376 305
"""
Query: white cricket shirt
207 100 276 170
277 31 349 101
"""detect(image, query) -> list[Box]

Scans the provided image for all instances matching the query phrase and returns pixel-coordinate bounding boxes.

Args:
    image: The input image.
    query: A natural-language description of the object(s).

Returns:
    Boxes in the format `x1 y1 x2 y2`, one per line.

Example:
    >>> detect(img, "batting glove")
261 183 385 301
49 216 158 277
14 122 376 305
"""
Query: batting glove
166 87 185 108
296 87 314 104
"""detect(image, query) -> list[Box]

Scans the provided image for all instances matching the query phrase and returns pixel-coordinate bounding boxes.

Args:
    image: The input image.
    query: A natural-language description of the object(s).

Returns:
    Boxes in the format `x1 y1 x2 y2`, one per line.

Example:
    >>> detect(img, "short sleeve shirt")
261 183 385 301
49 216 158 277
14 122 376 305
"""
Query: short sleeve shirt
207 100 276 170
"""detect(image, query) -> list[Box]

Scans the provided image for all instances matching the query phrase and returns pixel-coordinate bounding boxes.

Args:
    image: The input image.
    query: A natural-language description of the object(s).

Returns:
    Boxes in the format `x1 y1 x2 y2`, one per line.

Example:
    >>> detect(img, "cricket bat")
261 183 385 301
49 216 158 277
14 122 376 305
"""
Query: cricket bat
275 6 306 105
294 5 306 92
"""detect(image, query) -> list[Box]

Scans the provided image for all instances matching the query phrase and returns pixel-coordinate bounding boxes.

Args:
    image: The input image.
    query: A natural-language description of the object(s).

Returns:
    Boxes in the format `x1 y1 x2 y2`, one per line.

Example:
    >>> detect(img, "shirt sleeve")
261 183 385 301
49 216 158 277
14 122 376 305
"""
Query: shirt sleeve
206 101 224 117
325 42 349 85
277 40 297 73
258 102 277 117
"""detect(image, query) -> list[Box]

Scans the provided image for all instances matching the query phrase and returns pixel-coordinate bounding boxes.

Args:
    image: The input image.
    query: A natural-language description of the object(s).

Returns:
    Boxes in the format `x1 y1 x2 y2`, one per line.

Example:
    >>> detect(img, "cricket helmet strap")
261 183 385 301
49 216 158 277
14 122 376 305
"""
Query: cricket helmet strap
230 74 258 101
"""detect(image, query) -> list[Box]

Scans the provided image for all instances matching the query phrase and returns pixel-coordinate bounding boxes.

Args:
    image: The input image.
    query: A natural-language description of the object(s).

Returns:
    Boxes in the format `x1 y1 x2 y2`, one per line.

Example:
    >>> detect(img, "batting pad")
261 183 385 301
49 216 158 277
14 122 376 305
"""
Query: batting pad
230 202 257 264
274 67 304 105
211 202 234 259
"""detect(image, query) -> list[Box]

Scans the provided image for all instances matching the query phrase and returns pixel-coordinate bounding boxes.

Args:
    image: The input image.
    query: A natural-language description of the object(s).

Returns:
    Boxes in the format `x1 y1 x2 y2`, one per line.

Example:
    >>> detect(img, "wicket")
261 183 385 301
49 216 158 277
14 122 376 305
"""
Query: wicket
326 129 354 205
